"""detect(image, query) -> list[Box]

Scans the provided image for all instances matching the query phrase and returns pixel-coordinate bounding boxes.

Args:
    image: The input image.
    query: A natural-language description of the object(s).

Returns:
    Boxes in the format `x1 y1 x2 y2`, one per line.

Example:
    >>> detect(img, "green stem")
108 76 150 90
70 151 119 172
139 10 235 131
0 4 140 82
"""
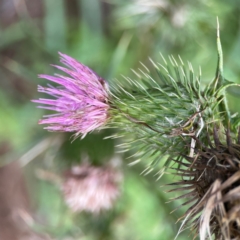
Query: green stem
216 18 223 87
215 18 231 123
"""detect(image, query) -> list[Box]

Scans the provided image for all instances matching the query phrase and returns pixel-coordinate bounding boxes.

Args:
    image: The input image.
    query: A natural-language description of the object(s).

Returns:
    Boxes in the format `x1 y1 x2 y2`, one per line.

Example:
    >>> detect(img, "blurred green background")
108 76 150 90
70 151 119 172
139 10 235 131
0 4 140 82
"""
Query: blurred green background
0 0 240 239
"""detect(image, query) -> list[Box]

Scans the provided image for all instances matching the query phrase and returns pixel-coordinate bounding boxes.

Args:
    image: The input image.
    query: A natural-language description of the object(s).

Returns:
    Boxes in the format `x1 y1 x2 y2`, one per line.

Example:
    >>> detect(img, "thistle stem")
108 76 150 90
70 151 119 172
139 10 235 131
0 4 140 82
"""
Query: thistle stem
215 18 231 123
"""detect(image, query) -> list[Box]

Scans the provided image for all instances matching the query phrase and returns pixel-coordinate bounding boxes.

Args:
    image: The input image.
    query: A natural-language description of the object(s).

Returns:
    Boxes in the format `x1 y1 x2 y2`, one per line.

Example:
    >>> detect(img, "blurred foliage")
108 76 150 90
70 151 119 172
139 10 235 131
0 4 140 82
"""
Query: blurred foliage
0 0 240 239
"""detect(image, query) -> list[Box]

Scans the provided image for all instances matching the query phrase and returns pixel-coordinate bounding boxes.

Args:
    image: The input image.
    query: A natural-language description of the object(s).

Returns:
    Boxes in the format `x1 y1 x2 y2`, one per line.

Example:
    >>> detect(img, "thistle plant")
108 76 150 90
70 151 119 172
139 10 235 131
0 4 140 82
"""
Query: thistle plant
34 22 240 239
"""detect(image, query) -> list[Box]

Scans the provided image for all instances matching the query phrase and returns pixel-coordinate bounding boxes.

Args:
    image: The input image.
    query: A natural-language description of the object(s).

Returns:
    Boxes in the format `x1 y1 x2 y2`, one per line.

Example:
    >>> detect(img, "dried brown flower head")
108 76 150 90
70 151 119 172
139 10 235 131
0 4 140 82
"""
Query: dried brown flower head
62 164 122 213
169 126 240 240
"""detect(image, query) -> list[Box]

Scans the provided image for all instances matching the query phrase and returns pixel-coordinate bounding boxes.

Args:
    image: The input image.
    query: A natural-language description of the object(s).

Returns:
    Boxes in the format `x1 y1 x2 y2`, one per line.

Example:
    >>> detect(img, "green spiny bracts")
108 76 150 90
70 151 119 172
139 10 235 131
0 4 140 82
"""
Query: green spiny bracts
106 21 240 175
108 55 213 171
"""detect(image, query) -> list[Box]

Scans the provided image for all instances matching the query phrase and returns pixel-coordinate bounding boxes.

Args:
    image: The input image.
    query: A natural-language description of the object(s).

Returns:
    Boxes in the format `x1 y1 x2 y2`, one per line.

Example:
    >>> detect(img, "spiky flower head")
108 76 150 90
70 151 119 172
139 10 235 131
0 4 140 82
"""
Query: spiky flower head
33 53 109 138
62 164 121 213
169 126 240 240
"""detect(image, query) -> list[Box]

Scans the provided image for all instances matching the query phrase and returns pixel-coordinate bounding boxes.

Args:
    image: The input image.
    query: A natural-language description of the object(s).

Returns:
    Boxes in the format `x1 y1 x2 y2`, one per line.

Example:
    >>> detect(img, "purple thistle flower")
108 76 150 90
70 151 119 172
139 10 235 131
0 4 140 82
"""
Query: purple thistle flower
33 53 110 138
